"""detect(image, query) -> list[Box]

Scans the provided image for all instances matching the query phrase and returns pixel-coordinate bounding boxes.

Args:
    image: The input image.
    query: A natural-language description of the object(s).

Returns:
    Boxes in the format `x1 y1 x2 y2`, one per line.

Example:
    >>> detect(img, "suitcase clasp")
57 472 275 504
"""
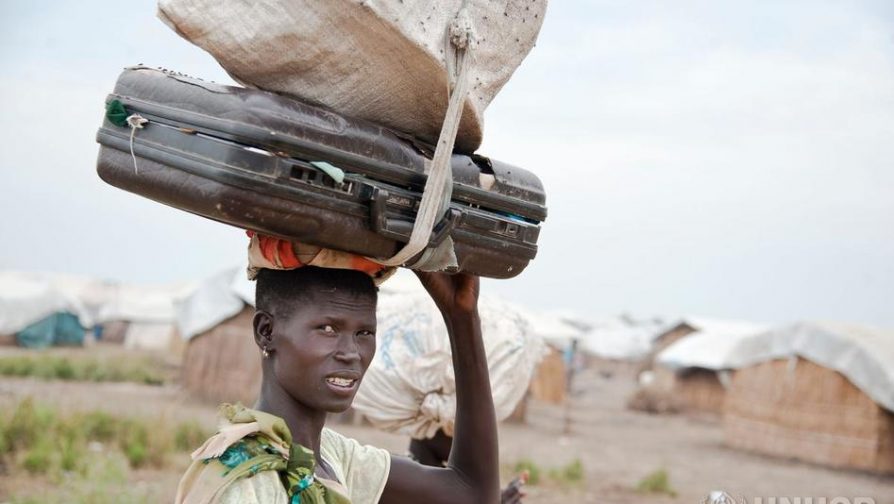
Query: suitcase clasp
369 187 458 247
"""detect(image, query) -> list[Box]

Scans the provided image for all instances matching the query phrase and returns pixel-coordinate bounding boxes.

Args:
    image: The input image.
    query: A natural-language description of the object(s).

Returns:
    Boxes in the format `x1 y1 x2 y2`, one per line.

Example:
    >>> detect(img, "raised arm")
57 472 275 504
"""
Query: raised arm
379 272 499 504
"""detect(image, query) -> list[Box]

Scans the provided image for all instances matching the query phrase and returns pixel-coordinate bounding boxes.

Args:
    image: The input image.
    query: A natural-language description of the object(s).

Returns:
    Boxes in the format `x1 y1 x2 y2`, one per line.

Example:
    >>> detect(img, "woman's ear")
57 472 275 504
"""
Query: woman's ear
253 310 275 352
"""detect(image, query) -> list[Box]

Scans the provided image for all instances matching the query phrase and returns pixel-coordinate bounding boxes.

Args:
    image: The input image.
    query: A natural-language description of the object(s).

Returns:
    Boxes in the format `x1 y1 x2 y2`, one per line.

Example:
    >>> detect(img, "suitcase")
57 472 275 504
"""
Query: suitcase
95 66 546 279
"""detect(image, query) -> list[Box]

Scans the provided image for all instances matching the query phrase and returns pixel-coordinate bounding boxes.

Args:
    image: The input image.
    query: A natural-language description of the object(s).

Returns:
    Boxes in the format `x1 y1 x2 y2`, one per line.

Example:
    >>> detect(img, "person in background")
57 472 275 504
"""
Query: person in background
563 338 581 395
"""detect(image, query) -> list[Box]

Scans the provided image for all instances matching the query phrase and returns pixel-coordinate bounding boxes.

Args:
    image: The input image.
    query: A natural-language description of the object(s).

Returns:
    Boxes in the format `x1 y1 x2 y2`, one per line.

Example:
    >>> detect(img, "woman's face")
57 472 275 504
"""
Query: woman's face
267 290 377 413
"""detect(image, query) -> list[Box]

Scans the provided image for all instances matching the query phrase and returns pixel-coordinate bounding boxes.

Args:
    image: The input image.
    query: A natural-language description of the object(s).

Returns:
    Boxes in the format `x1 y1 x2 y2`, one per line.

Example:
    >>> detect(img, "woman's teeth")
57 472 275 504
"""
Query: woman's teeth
327 377 356 387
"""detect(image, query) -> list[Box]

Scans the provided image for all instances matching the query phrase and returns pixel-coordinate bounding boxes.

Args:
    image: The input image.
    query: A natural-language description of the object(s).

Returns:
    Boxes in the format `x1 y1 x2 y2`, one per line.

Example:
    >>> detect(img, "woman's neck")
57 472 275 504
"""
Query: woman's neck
255 377 328 465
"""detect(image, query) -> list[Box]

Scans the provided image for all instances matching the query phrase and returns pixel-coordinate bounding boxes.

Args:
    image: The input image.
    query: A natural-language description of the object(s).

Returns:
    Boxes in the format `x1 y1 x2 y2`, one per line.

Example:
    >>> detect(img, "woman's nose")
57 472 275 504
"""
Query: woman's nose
333 335 361 363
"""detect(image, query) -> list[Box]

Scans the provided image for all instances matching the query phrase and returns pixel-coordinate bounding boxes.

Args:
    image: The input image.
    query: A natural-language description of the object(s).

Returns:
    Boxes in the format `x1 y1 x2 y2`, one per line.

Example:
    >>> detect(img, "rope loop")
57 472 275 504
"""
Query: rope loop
373 6 476 270
126 114 149 175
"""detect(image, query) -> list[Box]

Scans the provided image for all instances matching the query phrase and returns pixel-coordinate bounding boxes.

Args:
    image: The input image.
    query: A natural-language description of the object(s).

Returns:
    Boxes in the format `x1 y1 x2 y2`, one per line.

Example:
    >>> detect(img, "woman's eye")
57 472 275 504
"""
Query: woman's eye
320 324 336 334
358 330 375 338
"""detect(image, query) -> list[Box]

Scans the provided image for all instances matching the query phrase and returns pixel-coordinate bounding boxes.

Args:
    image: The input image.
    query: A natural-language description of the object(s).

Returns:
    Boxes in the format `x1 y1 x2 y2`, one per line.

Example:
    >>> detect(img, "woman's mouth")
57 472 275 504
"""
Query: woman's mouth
324 374 359 395
326 376 357 388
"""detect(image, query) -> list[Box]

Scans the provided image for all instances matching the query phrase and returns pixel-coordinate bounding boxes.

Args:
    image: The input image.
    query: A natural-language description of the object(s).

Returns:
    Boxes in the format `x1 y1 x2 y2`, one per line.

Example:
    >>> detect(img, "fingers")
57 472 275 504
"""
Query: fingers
412 270 480 315
500 483 527 504
500 471 529 504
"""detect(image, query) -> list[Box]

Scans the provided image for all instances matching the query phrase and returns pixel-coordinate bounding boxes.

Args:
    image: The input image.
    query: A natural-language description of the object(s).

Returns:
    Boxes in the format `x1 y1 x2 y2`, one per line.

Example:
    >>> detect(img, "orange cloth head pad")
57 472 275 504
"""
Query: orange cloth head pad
246 231 396 285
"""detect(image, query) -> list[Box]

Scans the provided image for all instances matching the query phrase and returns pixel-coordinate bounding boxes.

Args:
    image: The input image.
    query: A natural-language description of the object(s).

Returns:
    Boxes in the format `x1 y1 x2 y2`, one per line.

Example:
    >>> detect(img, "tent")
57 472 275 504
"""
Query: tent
0 271 92 347
723 322 894 473
98 281 195 351
16 312 85 348
582 320 659 361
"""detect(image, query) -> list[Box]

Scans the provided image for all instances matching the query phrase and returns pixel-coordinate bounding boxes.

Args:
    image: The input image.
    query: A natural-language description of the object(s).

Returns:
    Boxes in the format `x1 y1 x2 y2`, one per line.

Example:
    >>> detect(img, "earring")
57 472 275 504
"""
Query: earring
262 346 270 358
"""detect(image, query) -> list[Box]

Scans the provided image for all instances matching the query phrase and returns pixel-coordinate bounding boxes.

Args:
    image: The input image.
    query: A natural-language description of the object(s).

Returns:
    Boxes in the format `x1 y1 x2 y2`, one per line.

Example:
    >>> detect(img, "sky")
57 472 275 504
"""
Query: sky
1 1 892 327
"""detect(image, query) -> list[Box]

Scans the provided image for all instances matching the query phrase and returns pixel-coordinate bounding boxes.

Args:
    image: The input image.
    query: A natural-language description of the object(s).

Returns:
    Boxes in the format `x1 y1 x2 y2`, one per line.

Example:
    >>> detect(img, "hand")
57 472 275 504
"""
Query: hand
413 271 480 318
500 471 529 504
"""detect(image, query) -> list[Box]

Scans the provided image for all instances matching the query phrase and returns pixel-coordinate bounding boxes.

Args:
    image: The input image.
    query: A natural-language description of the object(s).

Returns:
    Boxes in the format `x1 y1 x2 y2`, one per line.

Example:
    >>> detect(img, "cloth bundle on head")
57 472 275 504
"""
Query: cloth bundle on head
246 231 397 285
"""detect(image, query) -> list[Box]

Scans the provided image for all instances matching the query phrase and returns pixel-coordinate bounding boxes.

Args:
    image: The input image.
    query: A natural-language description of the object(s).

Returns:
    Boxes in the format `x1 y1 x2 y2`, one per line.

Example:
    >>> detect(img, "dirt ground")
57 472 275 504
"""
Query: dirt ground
1 351 892 504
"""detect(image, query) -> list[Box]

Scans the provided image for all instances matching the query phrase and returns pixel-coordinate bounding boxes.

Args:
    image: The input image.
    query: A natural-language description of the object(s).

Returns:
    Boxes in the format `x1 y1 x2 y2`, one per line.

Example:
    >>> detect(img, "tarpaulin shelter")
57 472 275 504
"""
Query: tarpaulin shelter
723 322 894 473
653 325 766 414
0 271 93 347
651 317 765 356
97 281 195 352
16 312 85 349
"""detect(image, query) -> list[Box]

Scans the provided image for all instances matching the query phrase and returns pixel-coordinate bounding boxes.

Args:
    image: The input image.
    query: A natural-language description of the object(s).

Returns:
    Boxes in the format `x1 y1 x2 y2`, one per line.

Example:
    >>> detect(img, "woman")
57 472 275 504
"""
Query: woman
176 266 499 504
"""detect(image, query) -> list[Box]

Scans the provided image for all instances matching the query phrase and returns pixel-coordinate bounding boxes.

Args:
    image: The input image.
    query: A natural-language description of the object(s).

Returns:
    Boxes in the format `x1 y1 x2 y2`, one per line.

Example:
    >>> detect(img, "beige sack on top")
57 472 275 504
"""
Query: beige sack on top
157 0 547 153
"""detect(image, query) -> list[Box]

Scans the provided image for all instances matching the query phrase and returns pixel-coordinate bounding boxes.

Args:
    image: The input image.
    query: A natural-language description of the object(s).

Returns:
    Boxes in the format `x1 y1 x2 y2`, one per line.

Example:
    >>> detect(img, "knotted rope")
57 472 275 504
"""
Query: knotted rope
374 3 475 269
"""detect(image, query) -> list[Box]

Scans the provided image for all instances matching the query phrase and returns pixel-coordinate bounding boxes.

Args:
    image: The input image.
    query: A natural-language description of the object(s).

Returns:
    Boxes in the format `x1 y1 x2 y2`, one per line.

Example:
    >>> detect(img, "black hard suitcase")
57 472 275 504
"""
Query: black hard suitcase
95 66 546 279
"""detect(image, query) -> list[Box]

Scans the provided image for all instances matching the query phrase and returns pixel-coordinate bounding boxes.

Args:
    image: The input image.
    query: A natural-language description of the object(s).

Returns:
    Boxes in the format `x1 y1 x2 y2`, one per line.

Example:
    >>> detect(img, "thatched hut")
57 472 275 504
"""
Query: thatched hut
176 267 259 404
672 368 728 414
722 322 894 474
652 320 698 356
528 346 568 405
651 326 764 415
97 320 130 344
182 306 260 404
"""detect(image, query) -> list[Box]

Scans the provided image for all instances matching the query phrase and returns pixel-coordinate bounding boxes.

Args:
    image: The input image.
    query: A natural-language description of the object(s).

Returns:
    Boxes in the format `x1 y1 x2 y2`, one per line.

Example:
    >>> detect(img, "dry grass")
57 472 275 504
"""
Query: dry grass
0 397 210 503
0 353 166 385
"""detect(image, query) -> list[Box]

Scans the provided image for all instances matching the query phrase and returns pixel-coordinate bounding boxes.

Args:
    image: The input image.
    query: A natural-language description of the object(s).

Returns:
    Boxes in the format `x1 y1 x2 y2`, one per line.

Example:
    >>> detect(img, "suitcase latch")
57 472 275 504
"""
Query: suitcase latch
369 187 458 247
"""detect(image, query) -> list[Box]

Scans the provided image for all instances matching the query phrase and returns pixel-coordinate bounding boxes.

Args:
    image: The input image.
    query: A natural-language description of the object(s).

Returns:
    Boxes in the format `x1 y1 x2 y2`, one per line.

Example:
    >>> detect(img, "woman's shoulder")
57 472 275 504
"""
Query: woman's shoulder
175 405 290 504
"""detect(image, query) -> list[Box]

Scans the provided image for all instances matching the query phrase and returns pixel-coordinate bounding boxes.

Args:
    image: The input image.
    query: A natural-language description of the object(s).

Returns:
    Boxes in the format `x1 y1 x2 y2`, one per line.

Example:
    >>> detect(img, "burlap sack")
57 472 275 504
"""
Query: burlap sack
157 0 547 153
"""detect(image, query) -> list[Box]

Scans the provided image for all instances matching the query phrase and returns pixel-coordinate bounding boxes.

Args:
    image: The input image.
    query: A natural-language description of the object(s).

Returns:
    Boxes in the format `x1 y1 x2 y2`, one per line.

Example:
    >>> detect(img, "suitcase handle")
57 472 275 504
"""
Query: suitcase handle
370 187 458 247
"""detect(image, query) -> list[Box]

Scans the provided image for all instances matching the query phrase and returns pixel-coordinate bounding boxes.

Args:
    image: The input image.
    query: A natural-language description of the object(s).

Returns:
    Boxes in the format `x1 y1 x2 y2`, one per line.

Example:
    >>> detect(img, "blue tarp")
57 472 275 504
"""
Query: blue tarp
16 312 85 348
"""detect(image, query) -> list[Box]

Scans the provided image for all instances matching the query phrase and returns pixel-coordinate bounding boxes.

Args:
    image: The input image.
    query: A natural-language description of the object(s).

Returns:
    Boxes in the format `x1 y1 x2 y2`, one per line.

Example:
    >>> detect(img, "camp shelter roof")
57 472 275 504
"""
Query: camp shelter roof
176 267 251 341
43 272 117 307
726 321 894 412
654 316 766 342
97 281 195 324
656 323 767 371
0 271 92 333
521 310 587 349
581 316 666 360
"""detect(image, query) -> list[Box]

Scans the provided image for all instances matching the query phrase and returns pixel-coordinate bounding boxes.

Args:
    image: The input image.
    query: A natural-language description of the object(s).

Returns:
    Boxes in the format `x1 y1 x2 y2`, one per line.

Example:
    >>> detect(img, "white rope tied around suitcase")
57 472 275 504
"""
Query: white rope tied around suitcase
126 114 149 174
375 4 474 269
